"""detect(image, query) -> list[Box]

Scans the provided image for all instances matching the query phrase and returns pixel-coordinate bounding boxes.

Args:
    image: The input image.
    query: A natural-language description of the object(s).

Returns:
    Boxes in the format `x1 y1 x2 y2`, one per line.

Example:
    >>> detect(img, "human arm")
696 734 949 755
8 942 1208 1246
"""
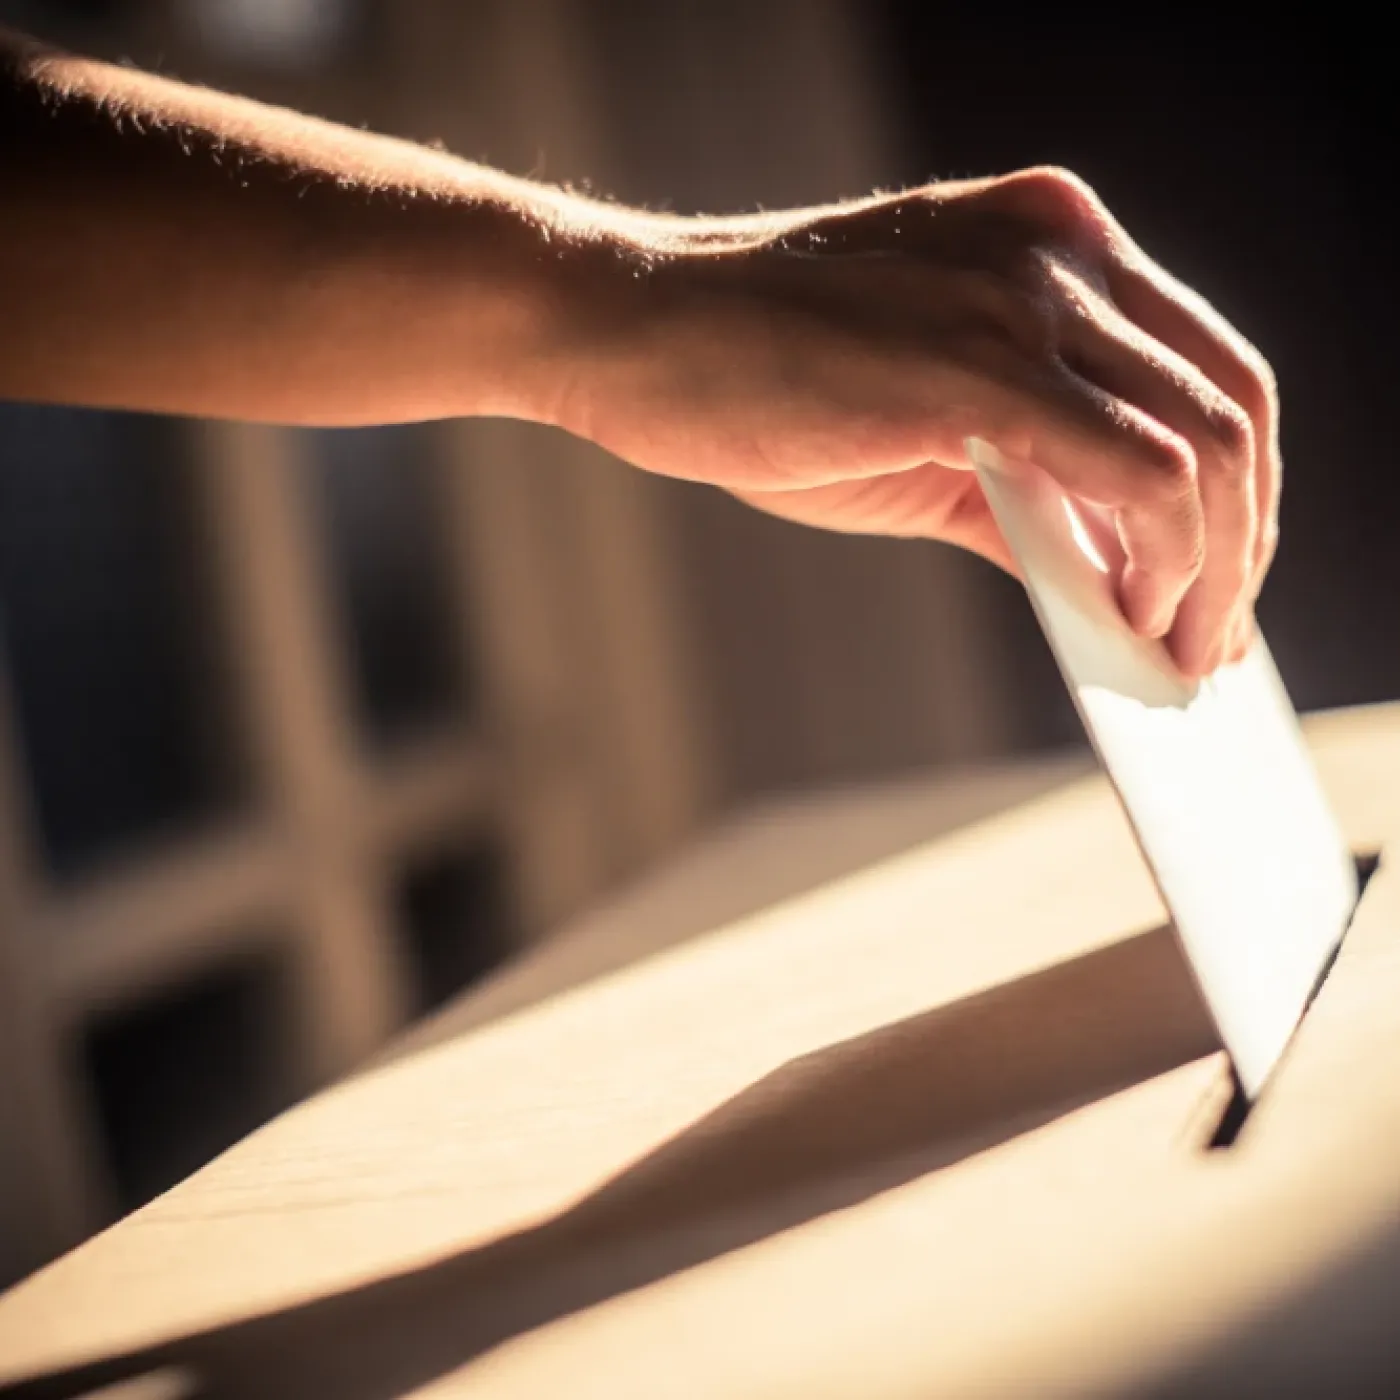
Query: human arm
0 29 1277 674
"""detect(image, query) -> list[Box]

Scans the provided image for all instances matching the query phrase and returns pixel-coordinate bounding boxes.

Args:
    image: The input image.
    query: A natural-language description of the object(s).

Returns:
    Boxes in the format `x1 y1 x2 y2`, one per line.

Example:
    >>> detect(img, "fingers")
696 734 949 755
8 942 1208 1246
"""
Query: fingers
1107 256 1280 652
966 358 1207 639
1057 287 1257 674
847 263 1262 675
689 167 1278 680
959 169 1276 672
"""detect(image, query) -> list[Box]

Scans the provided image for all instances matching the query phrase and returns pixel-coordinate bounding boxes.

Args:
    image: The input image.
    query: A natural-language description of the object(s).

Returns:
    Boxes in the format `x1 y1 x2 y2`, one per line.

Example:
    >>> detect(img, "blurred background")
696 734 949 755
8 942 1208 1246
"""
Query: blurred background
0 0 1393 1287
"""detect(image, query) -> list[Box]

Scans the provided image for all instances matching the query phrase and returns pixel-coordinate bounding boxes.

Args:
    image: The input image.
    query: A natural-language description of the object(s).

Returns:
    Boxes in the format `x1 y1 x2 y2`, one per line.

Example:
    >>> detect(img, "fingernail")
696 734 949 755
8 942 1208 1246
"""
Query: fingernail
1236 611 1257 657
1119 567 1173 639
1206 621 1231 673
1168 624 1215 679
1222 610 1255 666
1167 629 1196 677
1144 605 1175 640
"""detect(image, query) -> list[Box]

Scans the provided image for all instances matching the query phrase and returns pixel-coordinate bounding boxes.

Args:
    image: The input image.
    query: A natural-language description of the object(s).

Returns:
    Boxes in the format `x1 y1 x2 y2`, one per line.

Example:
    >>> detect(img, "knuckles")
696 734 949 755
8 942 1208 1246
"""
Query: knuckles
1199 400 1255 468
983 165 1114 253
989 256 1062 352
1008 165 1103 215
1243 347 1278 399
1238 348 1279 421
1256 517 1280 568
1134 432 1200 504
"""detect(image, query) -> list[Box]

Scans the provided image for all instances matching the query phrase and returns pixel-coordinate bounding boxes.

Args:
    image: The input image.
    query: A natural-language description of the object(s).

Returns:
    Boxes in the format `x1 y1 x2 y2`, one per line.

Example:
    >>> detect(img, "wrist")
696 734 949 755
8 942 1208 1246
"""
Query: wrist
505 193 812 431
423 181 650 425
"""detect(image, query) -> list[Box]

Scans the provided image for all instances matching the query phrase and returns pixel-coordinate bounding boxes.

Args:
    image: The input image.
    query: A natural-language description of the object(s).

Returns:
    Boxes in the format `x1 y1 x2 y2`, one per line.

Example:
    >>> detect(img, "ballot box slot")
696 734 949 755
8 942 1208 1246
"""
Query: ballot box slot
1206 849 1380 1149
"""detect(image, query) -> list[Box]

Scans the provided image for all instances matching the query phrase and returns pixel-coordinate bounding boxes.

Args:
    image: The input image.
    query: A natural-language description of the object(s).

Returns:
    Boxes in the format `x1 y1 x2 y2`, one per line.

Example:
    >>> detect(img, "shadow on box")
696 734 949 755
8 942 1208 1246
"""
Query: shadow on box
4 895 1246 1400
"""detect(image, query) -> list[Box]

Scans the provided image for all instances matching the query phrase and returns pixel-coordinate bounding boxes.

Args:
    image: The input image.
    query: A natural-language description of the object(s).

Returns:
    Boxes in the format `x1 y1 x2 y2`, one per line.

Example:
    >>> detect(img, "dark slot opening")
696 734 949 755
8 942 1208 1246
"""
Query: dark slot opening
1207 850 1380 1150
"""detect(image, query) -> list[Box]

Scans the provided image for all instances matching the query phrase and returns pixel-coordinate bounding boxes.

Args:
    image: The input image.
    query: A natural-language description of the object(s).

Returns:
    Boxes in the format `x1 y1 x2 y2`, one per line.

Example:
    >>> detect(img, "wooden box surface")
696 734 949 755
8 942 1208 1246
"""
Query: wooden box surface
3 707 1400 1398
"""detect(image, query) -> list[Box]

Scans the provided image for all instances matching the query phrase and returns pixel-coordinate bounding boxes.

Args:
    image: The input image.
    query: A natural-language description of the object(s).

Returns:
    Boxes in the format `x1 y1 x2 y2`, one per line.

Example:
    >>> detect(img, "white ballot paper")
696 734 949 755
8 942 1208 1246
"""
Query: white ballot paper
970 438 1357 1097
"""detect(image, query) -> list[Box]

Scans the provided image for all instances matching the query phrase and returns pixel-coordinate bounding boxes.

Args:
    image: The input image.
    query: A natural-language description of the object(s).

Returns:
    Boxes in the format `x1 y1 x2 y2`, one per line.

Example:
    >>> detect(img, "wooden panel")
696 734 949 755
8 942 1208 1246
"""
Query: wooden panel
0 675 108 1275
36 826 291 1023
196 422 411 1083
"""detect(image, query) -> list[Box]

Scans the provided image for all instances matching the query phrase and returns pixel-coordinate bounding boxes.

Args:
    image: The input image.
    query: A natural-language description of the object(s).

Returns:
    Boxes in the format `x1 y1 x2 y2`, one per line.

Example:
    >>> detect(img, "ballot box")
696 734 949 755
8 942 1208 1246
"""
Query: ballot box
2 704 1398 1399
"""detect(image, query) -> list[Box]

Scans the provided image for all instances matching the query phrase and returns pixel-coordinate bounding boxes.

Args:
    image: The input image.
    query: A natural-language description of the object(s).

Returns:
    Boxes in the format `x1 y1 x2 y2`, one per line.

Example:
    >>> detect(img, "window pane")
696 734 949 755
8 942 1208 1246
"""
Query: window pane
0 404 239 875
82 946 293 1210
302 425 468 750
395 839 509 1016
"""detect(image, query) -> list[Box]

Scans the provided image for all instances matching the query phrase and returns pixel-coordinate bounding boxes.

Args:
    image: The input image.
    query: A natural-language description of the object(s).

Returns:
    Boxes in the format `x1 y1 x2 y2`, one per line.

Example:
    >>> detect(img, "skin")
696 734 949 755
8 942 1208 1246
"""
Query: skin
0 28 1279 676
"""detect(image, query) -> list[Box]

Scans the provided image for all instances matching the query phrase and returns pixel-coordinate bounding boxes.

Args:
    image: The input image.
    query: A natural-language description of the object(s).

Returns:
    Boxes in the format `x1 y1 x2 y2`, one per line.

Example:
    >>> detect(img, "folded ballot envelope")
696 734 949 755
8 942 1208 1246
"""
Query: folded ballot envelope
970 438 1357 1098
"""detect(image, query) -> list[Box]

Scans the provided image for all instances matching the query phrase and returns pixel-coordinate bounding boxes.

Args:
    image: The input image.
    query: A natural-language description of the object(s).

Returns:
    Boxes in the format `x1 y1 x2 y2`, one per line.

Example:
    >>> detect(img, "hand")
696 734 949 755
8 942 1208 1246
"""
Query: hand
550 168 1278 677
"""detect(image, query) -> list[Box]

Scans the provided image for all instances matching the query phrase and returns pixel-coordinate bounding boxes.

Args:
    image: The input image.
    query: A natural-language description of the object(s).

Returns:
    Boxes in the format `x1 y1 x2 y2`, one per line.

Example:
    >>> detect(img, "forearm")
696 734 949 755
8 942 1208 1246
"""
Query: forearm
0 29 636 425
